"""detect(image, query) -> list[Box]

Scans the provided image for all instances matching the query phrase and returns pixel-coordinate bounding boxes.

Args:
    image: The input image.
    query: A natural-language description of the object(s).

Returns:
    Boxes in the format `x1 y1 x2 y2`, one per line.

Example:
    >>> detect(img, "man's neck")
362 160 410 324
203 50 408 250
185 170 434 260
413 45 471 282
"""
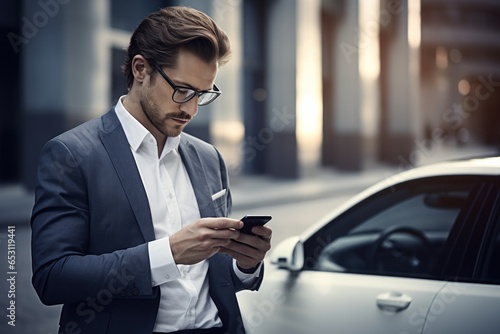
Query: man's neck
122 94 167 157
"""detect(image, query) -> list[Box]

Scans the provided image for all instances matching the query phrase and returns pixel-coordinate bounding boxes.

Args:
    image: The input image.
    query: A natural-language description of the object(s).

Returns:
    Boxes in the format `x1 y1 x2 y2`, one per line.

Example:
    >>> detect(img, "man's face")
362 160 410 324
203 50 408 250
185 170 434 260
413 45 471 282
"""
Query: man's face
140 49 219 138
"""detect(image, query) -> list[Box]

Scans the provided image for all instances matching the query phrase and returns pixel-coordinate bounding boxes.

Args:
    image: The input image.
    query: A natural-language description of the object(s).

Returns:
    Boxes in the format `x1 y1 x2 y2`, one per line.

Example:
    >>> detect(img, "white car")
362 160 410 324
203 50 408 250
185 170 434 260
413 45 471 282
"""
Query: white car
238 156 500 334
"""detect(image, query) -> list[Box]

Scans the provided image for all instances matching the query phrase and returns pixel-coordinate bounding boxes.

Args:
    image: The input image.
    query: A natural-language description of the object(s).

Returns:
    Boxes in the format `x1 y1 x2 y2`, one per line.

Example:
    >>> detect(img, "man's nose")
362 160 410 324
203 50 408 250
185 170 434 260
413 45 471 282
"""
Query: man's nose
181 96 199 117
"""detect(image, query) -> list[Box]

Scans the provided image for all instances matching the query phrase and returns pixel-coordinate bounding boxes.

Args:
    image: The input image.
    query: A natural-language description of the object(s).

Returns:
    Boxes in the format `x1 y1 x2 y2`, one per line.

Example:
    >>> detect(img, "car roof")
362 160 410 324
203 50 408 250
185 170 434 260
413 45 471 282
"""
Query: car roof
300 156 500 240
396 156 500 179
379 156 500 190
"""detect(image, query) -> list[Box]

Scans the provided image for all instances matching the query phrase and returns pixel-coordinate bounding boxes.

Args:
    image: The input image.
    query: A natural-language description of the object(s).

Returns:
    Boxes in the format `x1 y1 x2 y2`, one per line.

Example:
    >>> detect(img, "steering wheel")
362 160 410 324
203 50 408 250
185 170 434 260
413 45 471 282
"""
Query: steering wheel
369 226 433 274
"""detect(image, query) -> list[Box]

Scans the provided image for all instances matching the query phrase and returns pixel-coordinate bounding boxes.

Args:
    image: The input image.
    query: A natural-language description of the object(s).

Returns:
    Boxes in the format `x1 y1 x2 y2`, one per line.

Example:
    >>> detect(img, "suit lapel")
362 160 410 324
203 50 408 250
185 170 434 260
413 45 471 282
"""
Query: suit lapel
99 109 156 242
179 136 216 218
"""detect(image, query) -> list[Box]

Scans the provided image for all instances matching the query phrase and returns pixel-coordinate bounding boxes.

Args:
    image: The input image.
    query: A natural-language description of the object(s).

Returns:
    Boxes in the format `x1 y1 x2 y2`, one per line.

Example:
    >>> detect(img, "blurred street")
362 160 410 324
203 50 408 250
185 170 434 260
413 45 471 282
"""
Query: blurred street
0 144 497 333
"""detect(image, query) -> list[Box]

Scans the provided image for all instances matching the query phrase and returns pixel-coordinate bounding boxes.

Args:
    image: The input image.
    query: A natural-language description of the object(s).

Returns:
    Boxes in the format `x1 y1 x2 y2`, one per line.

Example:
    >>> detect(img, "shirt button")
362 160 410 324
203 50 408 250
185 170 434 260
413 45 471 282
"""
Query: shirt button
164 274 170 279
151 281 155 286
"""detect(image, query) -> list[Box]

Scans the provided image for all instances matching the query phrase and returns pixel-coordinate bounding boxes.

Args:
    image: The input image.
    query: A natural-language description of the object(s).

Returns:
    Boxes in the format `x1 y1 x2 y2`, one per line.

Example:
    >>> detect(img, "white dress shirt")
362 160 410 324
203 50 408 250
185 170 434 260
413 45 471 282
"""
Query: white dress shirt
115 97 260 332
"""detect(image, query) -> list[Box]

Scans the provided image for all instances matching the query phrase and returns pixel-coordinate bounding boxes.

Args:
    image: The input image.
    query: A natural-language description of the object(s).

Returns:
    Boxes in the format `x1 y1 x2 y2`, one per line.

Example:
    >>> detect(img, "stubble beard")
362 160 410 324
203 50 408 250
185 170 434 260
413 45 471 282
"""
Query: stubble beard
140 90 192 138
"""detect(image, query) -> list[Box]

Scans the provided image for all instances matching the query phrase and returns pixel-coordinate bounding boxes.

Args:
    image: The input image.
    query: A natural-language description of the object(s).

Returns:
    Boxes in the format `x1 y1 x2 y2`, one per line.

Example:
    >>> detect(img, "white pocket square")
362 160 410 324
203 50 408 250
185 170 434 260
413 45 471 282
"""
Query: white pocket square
211 189 227 201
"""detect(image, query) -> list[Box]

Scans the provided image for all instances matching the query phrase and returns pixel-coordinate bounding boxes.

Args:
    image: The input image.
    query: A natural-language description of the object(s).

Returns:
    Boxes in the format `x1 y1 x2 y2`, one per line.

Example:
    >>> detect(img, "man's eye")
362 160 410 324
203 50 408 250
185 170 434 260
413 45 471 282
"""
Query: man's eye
176 88 193 97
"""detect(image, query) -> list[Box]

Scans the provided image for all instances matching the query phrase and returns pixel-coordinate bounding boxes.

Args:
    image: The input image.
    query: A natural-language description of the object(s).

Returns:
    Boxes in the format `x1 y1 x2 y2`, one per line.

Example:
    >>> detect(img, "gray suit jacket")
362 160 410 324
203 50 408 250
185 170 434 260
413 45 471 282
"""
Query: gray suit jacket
31 109 261 334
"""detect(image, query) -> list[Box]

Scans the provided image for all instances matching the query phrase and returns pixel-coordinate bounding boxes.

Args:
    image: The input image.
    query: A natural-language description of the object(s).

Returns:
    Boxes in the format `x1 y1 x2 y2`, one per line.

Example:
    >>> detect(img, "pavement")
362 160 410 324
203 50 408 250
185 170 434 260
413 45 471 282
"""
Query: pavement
229 165 394 211
227 142 498 212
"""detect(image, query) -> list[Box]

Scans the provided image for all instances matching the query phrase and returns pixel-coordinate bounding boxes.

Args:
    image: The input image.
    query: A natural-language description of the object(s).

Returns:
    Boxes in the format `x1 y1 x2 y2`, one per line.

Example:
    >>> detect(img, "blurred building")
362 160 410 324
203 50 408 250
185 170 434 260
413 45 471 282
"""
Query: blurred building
419 0 500 154
0 0 499 189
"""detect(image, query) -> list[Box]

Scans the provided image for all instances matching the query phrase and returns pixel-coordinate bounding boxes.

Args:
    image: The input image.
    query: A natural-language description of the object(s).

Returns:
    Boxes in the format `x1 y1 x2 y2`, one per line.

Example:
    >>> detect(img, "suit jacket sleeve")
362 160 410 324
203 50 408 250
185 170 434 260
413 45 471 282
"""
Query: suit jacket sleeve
31 138 155 306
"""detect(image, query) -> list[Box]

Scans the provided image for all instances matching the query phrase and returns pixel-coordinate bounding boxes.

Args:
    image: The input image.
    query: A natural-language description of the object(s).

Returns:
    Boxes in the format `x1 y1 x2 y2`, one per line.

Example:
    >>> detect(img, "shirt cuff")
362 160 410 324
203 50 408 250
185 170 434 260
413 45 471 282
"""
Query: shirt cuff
148 237 181 287
233 259 263 285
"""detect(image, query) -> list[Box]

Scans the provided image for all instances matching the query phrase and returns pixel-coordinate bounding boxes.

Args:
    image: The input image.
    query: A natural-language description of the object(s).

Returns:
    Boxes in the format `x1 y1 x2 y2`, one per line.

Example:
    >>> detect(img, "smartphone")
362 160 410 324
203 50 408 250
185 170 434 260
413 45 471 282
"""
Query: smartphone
240 215 272 235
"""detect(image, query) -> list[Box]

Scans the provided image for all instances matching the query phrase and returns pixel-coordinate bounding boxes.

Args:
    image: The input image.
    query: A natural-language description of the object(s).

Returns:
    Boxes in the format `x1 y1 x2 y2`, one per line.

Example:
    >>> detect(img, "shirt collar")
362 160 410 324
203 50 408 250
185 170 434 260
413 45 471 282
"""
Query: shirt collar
115 95 181 155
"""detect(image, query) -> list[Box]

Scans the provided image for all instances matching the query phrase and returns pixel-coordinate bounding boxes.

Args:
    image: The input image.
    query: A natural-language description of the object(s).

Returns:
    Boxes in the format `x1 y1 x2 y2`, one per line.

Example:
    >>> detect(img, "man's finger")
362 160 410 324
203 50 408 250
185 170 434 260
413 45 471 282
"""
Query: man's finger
202 217 243 230
251 225 272 239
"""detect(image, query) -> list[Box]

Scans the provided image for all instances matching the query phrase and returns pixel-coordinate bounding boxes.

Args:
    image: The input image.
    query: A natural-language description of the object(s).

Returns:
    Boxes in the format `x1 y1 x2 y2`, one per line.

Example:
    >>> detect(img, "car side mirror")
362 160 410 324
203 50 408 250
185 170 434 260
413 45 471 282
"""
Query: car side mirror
270 236 304 271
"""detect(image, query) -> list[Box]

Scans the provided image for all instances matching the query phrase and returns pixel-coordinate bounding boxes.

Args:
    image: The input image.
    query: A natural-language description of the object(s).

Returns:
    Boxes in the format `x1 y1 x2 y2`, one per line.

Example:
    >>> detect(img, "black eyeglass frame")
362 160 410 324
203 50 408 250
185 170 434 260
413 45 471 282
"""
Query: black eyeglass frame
151 61 221 106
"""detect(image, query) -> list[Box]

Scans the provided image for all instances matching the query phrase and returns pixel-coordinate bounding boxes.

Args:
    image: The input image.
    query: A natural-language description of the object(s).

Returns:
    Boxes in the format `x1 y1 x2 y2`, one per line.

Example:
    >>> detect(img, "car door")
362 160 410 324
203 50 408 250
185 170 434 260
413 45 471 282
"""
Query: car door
240 175 493 334
423 177 500 334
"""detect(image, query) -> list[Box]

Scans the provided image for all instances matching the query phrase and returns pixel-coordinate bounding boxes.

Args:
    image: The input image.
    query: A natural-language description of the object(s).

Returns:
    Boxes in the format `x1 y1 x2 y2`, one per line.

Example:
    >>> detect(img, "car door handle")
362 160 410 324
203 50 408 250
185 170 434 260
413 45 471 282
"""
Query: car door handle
376 292 412 312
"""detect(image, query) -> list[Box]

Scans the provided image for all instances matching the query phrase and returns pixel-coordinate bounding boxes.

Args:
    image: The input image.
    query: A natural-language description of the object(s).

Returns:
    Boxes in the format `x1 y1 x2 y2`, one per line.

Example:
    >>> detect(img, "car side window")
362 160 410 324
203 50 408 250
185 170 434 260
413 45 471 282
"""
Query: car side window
310 176 485 280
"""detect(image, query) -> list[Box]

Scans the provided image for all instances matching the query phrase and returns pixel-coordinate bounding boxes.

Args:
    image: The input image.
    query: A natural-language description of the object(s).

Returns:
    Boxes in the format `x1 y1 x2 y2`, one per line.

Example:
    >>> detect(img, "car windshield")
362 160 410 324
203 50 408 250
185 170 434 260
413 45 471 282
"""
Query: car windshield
350 191 468 234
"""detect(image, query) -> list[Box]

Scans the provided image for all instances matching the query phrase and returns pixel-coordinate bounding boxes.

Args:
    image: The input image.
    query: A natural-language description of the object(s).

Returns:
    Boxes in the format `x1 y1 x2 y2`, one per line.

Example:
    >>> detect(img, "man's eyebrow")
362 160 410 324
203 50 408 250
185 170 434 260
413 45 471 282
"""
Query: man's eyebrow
174 79 211 91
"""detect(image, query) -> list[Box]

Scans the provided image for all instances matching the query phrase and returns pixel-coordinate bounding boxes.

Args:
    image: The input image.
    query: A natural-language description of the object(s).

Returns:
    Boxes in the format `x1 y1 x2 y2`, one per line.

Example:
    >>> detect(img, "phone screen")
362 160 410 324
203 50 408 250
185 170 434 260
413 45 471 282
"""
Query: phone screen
240 215 272 235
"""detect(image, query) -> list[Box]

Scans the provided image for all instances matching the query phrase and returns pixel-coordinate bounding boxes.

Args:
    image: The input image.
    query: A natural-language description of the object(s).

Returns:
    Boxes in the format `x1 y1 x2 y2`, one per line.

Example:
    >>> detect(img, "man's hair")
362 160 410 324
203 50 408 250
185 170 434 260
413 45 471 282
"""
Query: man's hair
122 6 231 88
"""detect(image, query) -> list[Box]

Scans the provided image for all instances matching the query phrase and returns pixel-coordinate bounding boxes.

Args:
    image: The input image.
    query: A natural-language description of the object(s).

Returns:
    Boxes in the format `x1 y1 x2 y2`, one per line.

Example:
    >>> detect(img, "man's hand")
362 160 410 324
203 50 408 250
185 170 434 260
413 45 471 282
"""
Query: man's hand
219 224 272 271
169 218 243 265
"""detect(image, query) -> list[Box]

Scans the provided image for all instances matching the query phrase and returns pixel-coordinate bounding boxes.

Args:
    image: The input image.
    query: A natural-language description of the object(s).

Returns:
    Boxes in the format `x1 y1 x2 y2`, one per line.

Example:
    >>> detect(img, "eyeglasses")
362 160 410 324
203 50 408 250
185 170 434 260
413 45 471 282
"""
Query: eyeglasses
152 62 221 106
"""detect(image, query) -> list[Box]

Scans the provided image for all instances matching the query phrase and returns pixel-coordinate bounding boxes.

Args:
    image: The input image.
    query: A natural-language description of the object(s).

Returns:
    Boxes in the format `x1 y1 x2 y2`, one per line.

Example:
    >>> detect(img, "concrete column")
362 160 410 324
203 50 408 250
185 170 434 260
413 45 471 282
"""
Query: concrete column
265 0 298 179
379 0 421 164
22 0 110 189
209 0 243 175
325 0 380 171
65 0 111 120
241 0 268 175
179 0 215 143
321 0 342 168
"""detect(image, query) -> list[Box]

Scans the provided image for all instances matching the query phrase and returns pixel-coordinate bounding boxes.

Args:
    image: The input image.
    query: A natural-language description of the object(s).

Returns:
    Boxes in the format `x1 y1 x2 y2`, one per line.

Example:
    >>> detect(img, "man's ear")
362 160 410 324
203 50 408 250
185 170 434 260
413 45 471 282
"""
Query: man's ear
131 55 150 84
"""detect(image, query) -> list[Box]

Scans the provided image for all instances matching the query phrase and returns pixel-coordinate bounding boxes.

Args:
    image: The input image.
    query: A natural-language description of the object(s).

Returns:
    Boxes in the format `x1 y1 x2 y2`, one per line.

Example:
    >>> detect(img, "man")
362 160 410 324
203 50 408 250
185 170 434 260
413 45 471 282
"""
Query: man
31 6 272 334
